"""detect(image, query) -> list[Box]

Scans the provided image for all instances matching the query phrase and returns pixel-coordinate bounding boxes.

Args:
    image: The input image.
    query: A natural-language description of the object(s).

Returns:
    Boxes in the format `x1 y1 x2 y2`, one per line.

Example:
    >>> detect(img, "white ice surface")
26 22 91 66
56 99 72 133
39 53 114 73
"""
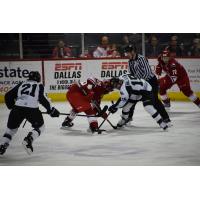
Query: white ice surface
0 101 200 166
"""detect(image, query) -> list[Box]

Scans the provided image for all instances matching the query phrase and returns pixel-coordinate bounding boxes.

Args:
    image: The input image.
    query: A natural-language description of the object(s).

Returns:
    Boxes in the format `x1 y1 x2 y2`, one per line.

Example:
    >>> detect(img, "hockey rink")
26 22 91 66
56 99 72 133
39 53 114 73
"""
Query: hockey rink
0 101 200 166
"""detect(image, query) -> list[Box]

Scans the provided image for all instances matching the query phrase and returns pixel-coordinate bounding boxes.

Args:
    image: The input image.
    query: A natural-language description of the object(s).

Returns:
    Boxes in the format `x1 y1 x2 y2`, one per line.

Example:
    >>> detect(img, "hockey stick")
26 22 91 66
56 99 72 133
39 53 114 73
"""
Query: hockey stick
22 112 100 129
98 112 117 130
76 81 117 130
41 112 98 117
98 112 111 129
97 101 117 130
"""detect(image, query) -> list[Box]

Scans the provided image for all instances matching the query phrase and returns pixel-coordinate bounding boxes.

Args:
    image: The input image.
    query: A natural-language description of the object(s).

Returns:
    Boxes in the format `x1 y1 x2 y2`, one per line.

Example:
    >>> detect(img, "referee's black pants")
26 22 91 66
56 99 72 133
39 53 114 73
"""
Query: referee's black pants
129 75 170 121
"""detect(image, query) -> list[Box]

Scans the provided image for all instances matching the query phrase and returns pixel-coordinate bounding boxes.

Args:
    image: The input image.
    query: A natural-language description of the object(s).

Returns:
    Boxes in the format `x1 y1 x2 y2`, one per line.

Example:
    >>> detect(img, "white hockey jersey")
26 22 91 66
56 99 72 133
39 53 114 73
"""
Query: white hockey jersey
5 80 52 111
116 74 152 108
15 80 42 108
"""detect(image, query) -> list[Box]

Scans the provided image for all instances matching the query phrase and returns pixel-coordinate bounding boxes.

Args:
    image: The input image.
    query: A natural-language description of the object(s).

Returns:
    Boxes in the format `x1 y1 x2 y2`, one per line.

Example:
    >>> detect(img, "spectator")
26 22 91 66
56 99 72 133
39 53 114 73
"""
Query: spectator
93 36 110 57
187 38 200 56
108 43 121 57
146 35 162 57
166 35 184 57
52 40 72 58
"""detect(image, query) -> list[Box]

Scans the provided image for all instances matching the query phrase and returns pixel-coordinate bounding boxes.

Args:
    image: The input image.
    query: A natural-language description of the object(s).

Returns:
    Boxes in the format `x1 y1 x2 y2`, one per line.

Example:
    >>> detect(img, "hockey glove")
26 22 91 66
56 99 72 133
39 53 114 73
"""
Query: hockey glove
48 107 60 117
108 104 118 114
101 112 108 119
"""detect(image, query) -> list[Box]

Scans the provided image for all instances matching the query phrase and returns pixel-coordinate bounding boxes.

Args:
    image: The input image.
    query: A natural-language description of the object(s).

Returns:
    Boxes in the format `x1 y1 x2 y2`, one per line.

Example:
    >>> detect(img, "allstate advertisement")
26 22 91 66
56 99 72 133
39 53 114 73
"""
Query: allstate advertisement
0 61 42 95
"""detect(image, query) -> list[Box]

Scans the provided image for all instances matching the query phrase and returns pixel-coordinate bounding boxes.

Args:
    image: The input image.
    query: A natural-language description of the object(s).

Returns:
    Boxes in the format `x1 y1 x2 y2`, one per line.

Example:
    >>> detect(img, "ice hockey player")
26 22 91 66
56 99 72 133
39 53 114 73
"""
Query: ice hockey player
61 77 113 133
108 74 168 130
156 50 200 108
0 71 60 155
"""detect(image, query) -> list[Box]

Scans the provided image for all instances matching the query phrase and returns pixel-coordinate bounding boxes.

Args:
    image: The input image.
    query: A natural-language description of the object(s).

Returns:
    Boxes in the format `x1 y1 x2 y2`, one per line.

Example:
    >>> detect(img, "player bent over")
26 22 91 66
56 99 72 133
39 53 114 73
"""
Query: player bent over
108 74 168 130
0 71 60 155
156 50 200 108
61 77 113 133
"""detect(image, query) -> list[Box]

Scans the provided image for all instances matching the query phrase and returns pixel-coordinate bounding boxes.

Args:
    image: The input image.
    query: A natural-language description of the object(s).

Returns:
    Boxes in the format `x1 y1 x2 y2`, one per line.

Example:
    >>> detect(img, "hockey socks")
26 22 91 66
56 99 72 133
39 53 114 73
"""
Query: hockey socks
0 127 14 154
189 94 200 108
0 128 18 145
144 105 168 130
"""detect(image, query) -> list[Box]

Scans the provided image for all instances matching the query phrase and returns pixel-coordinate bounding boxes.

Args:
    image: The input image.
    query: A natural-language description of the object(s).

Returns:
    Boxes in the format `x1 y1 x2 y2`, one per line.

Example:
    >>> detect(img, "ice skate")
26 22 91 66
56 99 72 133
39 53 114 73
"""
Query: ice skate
125 118 133 126
22 135 33 155
117 118 127 128
87 126 106 134
163 118 173 127
0 143 9 155
61 117 74 129
159 122 168 131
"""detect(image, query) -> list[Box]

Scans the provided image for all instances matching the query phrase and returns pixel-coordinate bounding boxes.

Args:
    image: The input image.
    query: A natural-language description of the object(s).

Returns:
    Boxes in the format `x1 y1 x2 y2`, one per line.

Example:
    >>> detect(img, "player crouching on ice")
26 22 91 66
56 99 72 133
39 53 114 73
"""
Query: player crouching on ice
108 74 168 130
61 77 113 134
156 50 200 108
0 71 60 155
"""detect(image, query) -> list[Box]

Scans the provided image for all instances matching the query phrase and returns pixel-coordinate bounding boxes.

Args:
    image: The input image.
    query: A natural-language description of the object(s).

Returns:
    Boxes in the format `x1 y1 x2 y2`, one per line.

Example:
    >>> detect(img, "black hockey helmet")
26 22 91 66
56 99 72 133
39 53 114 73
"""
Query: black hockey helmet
28 71 41 82
124 44 137 53
110 77 123 89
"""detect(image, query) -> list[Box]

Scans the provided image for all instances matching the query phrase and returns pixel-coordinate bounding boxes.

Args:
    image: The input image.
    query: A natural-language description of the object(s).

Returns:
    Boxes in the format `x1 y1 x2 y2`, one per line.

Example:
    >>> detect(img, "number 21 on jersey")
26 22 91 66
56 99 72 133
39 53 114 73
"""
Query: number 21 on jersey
20 83 37 97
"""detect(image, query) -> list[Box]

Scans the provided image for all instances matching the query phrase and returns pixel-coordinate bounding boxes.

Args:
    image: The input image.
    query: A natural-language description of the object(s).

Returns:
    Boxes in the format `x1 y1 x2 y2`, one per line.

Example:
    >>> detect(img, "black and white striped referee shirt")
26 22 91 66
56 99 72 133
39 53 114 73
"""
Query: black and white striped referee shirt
128 54 155 81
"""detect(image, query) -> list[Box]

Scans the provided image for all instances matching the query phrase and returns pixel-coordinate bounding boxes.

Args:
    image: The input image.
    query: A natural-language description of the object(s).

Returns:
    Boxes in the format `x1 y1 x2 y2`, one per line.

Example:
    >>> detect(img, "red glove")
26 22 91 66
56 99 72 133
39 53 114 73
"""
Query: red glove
101 112 108 119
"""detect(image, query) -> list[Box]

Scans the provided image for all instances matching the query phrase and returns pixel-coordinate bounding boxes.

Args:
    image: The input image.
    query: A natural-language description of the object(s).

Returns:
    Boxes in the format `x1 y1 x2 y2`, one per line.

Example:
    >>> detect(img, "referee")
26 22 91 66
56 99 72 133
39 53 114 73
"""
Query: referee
124 44 171 124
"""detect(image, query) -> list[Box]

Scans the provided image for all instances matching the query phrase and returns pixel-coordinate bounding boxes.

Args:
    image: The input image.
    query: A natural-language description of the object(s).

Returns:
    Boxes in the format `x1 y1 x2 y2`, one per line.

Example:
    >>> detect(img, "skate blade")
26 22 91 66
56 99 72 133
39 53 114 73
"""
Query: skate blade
92 131 109 135
125 123 132 127
167 122 173 127
60 126 73 130
22 141 33 155
162 127 169 132
87 129 108 135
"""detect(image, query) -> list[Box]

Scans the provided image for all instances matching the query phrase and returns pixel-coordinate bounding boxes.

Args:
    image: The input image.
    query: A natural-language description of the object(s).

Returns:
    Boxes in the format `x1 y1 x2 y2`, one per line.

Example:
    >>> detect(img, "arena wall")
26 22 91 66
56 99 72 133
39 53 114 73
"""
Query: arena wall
0 58 200 103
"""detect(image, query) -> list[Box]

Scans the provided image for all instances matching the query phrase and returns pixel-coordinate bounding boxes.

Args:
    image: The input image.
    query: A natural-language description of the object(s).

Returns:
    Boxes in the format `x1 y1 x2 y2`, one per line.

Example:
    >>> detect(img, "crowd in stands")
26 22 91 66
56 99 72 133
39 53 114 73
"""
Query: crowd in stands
0 33 200 59
52 34 200 59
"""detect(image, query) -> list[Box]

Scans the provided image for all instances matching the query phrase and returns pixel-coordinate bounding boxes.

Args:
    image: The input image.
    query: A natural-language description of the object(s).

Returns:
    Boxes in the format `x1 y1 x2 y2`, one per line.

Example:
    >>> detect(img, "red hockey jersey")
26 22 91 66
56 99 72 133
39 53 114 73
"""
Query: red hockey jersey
156 56 188 82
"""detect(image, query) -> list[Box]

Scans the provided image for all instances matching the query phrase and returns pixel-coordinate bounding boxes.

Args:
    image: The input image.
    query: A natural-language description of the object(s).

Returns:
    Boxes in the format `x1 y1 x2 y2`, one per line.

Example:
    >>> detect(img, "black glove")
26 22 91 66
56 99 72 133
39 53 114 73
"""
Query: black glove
48 107 60 117
108 104 118 114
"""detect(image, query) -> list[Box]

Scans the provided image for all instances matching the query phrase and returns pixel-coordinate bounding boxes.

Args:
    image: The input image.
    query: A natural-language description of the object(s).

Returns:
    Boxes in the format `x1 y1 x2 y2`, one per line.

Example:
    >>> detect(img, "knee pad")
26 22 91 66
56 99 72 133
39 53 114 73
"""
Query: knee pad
29 125 45 140
32 125 45 136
